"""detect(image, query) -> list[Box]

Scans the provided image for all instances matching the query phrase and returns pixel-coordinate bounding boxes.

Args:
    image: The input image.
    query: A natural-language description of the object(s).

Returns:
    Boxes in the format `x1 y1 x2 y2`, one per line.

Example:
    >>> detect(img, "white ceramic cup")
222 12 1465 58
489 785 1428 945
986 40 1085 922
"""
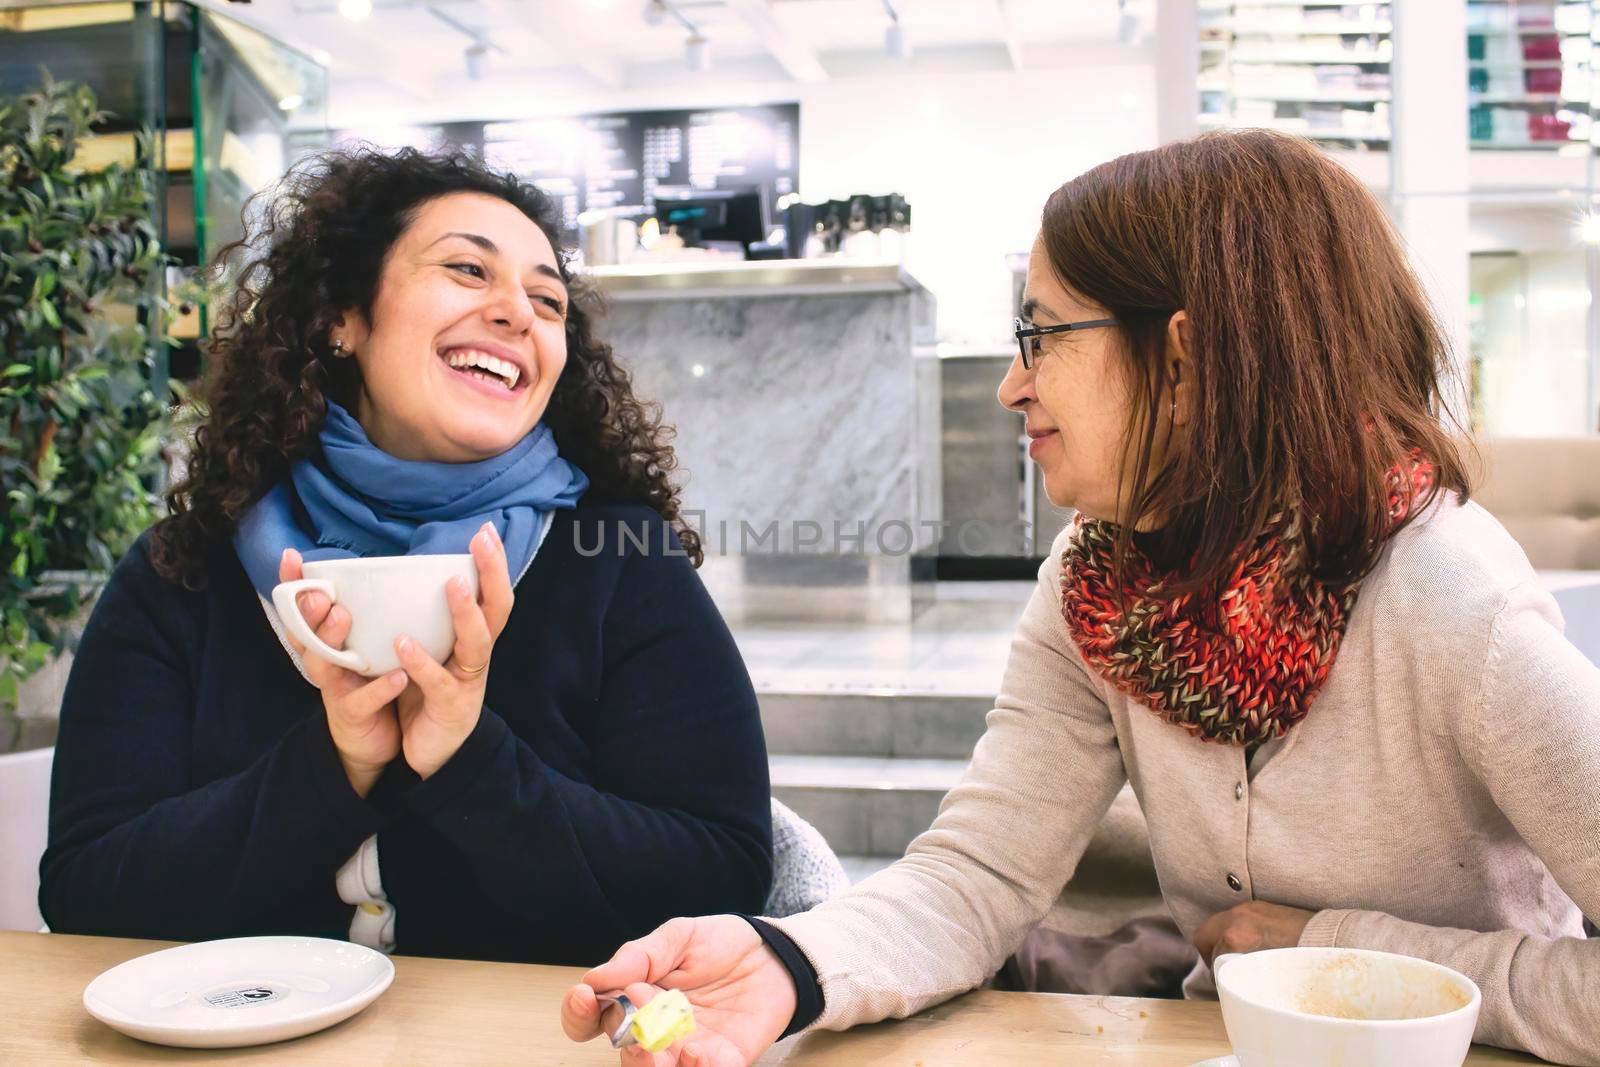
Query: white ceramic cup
270 555 478 678
1215 947 1481 1067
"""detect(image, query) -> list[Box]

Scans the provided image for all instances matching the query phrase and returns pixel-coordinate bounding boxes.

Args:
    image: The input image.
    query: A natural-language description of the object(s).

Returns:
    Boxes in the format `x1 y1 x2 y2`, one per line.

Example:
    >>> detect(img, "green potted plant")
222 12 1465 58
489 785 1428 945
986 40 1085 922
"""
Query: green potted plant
0 71 173 753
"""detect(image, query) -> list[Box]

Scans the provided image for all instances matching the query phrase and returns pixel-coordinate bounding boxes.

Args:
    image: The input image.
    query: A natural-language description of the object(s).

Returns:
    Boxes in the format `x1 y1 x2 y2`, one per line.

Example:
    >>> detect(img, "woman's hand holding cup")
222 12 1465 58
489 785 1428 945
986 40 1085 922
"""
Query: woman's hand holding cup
278 548 405 798
393 522 515 779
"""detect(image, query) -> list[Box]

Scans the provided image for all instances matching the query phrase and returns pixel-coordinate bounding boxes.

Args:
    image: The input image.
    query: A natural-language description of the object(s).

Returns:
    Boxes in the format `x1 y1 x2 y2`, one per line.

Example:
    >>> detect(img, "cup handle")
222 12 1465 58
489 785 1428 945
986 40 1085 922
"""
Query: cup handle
271 578 370 674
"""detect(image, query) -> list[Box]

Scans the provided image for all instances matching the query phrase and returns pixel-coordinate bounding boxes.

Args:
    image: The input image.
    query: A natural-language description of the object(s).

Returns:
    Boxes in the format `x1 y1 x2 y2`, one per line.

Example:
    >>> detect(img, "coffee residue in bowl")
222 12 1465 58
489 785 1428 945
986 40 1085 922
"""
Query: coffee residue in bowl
1294 955 1470 1021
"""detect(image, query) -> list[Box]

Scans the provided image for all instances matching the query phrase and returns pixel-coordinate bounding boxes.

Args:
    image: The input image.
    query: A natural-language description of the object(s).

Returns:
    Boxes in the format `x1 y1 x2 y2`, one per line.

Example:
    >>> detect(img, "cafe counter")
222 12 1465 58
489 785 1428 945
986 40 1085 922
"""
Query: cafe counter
582 260 941 623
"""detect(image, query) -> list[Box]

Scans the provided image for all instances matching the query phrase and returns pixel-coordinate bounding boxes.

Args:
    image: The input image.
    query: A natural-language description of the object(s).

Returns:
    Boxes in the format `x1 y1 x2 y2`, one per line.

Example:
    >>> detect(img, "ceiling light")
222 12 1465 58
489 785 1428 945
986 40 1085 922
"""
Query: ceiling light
465 42 490 80
338 0 371 20
1117 0 1139 45
882 0 909 60
277 93 305 111
885 21 910 60
685 34 710 71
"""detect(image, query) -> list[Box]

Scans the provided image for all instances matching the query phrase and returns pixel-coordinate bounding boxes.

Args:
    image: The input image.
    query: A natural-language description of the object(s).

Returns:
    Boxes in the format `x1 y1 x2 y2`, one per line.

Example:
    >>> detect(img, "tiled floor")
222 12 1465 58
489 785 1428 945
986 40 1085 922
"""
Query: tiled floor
731 581 1033 697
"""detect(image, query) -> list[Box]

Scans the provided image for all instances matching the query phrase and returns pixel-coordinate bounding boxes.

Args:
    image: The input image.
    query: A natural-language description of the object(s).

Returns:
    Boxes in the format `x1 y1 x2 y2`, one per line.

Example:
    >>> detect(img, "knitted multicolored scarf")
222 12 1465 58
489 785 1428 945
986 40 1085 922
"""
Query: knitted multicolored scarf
1060 458 1435 746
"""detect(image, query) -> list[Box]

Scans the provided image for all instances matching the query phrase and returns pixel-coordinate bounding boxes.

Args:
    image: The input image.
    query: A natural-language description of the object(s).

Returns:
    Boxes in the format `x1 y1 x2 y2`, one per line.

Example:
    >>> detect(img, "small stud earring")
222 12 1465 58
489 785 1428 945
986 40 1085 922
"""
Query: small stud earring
331 339 350 358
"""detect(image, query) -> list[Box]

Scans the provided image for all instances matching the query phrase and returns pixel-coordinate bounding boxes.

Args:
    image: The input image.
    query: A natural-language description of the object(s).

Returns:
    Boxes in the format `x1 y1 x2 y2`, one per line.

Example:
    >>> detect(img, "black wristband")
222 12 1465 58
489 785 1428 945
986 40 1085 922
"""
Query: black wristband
735 914 825 1040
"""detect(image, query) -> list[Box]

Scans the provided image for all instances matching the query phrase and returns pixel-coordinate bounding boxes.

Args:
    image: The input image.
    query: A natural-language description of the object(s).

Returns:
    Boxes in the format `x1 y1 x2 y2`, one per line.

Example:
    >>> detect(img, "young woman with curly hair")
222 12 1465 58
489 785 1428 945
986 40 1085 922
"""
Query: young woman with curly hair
39 148 773 963
564 131 1600 1066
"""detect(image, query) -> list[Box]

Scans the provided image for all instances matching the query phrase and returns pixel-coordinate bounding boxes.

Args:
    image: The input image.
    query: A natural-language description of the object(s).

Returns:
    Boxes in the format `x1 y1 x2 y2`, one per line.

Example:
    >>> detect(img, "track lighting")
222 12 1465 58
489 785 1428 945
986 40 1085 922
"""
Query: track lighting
685 33 710 71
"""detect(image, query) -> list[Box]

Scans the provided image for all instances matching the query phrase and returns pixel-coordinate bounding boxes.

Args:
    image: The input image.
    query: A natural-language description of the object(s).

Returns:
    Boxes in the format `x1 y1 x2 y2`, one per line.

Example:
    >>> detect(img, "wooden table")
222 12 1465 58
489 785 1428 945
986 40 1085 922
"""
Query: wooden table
0 931 1545 1065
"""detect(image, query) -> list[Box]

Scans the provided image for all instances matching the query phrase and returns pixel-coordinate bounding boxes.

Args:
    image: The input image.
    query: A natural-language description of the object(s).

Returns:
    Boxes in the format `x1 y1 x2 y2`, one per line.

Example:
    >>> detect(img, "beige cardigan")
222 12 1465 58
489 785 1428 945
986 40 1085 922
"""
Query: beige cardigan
770 497 1600 1065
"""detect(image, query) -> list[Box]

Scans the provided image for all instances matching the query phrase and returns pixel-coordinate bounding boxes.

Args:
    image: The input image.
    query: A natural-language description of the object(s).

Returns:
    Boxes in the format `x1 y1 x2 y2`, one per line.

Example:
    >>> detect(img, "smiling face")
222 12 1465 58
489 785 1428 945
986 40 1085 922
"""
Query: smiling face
330 191 570 463
998 236 1144 521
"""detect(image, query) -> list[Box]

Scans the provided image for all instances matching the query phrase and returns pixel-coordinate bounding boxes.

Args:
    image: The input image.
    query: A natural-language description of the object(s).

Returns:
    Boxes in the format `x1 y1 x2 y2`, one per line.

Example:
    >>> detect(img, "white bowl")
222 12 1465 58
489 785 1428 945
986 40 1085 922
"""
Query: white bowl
84 936 394 1049
1215 947 1481 1067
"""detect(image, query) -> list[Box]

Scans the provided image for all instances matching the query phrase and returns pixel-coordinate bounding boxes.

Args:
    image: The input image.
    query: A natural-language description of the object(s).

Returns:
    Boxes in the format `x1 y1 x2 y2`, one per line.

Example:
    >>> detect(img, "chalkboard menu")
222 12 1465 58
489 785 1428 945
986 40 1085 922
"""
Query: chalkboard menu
324 104 799 241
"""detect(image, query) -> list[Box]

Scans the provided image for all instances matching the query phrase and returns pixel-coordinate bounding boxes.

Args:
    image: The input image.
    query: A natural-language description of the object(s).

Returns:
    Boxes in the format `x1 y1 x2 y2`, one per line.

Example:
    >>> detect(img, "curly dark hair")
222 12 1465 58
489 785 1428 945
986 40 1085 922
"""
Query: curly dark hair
150 146 701 587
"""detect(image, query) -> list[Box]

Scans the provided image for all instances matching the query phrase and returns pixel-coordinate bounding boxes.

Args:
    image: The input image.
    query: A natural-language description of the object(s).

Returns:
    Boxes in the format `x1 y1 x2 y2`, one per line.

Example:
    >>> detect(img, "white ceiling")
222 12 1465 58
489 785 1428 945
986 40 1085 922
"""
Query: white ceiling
202 0 1154 122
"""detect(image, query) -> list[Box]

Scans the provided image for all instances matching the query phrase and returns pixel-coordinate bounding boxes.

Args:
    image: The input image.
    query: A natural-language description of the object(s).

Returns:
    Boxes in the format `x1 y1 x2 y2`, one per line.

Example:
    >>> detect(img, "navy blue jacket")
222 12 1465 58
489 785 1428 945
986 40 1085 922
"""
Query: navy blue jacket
40 501 773 964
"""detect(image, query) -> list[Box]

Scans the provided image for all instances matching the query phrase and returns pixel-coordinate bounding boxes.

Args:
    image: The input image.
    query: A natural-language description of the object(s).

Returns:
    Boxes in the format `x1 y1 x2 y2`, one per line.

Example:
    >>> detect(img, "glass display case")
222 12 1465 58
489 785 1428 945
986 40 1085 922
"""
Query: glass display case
193 11 328 265
0 0 328 381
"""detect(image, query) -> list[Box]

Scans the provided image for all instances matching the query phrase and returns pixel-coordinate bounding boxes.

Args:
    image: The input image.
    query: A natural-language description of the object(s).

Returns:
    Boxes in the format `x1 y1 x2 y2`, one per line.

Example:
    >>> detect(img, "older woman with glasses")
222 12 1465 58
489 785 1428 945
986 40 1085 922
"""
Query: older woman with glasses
561 129 1600 1067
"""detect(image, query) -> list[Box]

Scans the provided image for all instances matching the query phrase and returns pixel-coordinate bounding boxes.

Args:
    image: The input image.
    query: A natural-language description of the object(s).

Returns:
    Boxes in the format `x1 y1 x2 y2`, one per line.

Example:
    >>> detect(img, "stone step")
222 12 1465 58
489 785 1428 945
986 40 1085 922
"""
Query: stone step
837 854 898 885
757 690 992 760
769 754 966 857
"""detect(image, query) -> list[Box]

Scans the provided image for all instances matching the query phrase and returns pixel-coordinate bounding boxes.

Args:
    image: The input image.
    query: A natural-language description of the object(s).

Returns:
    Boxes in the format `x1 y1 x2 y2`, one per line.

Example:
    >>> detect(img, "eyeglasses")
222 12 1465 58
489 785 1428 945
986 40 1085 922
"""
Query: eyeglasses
1014 315 1119 370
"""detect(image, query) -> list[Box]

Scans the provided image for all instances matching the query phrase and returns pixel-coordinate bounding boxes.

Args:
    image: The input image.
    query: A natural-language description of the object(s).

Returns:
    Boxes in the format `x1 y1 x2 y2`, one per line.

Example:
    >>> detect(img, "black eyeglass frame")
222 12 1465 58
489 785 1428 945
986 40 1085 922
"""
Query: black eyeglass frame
1013 315 1120 369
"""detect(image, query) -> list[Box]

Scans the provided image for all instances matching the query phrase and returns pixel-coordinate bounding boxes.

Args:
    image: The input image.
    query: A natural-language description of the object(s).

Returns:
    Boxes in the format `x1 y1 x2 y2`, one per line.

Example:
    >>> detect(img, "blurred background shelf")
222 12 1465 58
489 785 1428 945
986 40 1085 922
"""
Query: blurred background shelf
1471 136 1590 147
69 128 195 173
1227 49 1391 62
1465 0 1592 151
1470 26 1583 34
1228 21 1394 34
1199 1 1393 150
1234 90 1390 102
1471 58 1567 67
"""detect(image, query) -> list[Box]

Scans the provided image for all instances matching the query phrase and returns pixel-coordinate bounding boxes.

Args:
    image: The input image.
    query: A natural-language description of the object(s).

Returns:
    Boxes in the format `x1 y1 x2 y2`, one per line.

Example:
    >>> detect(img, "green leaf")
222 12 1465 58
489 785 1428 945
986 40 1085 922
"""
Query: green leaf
36 445 60 486
0 72 168 688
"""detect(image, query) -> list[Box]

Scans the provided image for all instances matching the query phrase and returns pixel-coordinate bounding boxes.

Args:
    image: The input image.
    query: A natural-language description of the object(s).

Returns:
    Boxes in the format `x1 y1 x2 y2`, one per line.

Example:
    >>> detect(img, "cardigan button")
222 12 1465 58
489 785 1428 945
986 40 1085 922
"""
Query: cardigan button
1227 872 1243 892
1235 782 1244 801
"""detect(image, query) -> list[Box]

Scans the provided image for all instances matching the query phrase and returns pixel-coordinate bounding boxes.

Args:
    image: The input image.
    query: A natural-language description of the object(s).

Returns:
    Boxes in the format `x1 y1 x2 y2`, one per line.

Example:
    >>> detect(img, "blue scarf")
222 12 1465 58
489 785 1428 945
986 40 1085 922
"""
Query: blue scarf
234 401 588 598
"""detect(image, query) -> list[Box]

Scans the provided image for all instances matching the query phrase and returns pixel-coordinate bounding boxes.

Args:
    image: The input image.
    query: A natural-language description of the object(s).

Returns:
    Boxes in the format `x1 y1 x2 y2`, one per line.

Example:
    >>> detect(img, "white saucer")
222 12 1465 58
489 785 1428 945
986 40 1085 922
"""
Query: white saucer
84 935 394 1049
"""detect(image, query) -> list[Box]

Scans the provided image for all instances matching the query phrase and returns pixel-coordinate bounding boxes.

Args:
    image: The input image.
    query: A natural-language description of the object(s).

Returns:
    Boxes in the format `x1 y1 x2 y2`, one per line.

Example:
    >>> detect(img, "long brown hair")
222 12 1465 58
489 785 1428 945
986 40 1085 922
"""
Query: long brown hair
151 147 700 587
1041 128 1470 594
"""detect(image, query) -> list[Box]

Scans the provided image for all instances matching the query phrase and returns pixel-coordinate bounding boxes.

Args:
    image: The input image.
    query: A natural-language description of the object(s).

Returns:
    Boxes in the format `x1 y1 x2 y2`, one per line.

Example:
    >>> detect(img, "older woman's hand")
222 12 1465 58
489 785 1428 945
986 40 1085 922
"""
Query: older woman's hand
394 522 516 779
278 549 405 798
1192 900 1315 967
561 915 796 1067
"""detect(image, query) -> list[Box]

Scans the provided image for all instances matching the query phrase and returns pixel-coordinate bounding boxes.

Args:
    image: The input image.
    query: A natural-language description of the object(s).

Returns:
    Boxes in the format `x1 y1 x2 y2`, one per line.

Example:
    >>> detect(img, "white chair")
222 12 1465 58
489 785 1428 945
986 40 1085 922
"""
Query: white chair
763 798 849 919
0 746 53 932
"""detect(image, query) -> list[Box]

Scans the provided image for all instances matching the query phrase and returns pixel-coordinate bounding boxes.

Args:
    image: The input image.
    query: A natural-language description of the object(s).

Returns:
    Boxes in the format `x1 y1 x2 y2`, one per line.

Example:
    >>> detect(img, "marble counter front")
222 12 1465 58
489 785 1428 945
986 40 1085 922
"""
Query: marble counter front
585 259 925 300
587 260 939 622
